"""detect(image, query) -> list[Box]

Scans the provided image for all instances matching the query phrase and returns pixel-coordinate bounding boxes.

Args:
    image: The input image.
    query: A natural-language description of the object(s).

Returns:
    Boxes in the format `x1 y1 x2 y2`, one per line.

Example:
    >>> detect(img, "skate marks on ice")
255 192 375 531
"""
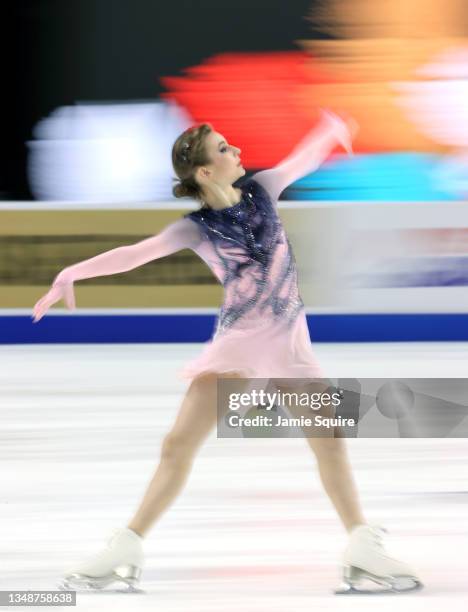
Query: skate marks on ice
1 343 468 611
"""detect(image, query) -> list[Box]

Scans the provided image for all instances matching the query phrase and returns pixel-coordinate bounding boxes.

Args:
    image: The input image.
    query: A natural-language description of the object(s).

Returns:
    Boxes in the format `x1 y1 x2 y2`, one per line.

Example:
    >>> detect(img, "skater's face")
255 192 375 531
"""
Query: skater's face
197 130 245 185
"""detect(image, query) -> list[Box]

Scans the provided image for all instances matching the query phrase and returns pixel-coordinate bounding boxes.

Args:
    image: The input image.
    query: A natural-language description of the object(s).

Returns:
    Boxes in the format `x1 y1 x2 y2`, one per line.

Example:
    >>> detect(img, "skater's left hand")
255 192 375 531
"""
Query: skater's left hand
319 109 359 155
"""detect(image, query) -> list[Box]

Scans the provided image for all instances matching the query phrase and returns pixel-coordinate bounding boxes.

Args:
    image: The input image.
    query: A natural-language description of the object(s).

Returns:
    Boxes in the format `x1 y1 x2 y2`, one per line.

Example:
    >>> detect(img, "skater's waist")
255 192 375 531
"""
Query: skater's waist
216 297 305 332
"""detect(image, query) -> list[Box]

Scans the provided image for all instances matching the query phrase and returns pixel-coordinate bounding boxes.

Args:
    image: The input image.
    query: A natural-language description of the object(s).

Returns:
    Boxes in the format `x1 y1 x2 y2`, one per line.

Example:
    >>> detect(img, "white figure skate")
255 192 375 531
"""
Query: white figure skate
335 524 423 594
58 527 144 592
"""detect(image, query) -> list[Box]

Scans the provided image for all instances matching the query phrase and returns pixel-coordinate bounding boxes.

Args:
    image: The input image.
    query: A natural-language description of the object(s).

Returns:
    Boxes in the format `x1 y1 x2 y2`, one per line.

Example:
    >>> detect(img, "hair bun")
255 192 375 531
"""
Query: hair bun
173 181 188 198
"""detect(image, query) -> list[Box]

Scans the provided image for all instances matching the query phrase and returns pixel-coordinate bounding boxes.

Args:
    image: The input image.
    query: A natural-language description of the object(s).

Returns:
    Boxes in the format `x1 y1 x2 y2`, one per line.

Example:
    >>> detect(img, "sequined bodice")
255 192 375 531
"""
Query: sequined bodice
184 178 304 335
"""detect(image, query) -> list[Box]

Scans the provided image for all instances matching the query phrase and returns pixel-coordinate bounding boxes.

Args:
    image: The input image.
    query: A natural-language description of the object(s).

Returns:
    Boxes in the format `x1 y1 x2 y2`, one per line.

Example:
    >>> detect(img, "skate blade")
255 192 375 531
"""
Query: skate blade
58 566 144 594
58 577 145 594
335 566 423 595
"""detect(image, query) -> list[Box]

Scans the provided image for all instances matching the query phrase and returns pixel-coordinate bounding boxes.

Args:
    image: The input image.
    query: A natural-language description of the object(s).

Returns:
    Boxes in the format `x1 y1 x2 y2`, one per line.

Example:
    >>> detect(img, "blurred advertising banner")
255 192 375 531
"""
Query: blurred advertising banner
1 201 468 314
292 201 468 313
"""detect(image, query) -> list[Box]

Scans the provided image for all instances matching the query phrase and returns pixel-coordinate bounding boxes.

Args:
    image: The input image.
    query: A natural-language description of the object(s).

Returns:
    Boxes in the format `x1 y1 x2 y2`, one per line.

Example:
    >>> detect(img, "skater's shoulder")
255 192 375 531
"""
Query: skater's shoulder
242 174 276 207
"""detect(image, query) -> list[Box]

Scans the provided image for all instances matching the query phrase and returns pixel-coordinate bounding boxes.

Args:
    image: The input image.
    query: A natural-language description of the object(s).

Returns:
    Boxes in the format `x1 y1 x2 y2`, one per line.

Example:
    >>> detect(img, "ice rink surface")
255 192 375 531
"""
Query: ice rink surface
1 341 468 611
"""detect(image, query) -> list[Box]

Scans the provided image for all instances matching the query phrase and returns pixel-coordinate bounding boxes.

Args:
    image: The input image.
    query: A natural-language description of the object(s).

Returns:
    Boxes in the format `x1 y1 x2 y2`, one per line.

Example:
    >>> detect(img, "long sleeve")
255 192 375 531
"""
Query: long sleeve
53 217 202 285
251 111 353 204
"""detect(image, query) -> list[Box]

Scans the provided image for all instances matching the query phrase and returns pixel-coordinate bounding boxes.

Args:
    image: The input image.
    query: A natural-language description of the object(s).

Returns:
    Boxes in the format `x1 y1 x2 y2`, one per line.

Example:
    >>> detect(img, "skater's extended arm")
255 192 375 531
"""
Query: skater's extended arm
252 110 357 204
32 217 201 322
53 218 200 285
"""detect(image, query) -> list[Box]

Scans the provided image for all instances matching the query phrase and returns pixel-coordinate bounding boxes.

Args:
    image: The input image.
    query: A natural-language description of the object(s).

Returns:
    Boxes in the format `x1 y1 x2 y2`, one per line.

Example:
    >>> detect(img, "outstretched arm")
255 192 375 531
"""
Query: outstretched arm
32 217 201 322
252 111 357 204
52 217 201 285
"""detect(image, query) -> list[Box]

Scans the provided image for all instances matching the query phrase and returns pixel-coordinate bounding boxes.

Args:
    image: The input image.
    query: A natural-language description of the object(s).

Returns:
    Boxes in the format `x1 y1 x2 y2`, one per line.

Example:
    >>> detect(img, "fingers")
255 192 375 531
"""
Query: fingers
342 135 354 156
319 108 358 155
319 108 357 132
63 285 76 311
32 293 53 322
31 285 68 323
32 284 77 322
32 299 49 323
345 116 360 141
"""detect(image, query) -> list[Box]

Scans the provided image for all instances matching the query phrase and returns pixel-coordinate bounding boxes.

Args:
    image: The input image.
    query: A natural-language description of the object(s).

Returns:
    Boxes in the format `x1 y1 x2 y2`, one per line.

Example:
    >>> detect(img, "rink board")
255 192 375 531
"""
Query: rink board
1 200 467 342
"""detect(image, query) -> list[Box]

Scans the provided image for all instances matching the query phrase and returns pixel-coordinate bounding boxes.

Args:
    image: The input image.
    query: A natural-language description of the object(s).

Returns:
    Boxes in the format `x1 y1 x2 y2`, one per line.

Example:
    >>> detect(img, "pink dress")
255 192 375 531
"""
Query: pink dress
45 117 348 382
178 174 326 381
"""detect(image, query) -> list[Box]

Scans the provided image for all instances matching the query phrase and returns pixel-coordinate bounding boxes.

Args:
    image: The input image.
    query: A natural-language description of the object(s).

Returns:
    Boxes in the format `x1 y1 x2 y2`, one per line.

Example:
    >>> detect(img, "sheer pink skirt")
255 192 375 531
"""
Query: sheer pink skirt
178 309 326 383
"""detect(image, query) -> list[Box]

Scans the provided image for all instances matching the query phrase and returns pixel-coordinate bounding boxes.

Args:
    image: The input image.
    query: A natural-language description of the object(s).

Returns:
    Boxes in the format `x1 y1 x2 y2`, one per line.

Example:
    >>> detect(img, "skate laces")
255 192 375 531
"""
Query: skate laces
79 529 124 564
366 525 403 562
365 525 388 550
369 525 388 536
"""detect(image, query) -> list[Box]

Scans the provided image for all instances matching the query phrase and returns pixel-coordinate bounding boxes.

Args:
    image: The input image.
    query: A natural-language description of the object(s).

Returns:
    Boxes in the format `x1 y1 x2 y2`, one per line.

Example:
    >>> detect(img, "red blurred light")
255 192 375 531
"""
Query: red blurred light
160 52 333 168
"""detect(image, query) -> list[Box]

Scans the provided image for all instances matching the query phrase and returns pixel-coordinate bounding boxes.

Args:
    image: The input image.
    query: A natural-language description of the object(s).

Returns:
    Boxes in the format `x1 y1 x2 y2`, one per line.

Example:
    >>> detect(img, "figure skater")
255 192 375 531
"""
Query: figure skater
32 110 422 594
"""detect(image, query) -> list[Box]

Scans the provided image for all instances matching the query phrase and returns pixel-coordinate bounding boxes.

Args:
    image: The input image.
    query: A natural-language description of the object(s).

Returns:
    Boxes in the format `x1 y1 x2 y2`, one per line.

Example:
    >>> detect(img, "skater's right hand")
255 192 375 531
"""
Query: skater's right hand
32 280 76 323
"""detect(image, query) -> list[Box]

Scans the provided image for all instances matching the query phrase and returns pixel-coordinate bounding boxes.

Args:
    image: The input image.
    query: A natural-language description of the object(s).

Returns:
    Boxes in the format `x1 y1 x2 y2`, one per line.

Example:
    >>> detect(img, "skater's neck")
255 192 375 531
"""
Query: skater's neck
200 185 242 211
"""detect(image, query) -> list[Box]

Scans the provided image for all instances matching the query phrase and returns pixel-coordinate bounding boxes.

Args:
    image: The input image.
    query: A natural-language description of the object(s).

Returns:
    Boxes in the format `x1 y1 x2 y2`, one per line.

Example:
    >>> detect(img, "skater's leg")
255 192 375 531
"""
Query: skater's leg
275 379 421 593
60 371 245 591
304 436 366 533
127 371 242 538
275 379 366 533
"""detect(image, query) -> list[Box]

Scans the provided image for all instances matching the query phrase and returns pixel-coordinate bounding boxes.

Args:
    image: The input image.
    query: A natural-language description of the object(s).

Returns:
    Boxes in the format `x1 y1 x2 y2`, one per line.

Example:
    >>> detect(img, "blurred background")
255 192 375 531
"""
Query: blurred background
1 0 468 338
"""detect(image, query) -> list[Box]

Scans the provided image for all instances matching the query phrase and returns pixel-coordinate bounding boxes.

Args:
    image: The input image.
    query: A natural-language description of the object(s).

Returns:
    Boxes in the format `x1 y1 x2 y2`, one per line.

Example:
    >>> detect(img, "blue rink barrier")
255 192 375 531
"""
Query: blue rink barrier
1 313 468 343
